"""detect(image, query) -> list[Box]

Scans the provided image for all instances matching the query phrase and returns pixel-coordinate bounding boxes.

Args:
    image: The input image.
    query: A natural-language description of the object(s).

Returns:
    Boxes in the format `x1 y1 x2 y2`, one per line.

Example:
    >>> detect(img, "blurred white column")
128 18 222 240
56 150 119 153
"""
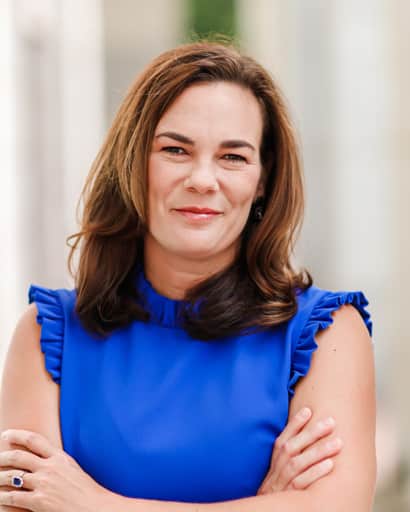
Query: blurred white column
0 0 105 377
103 0 184 122
60 0 106 284
330 1 394 288
237 0 298 90
15 0 105 291
0 0 19 363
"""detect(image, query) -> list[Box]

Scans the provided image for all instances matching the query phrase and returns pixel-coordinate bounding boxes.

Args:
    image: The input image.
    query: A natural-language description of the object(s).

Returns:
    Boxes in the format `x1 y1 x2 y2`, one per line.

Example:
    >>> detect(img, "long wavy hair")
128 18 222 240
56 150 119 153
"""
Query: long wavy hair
68 40 312 340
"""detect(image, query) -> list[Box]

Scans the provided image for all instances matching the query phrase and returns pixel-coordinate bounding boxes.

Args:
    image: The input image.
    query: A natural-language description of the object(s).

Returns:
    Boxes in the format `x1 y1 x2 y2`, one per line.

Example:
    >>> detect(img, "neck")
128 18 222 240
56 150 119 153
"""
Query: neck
143 235 237 300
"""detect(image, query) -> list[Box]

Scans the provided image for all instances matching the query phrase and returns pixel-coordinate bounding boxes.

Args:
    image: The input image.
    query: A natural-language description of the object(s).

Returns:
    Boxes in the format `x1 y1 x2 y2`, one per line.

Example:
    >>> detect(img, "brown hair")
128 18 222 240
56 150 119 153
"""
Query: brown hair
68 40 312 340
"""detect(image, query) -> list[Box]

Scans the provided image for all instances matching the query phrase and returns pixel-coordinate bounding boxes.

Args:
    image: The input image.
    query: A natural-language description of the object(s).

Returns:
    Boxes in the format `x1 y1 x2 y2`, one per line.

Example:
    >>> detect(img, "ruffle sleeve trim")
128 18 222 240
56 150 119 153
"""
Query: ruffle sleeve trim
288 291 372 397
28 285 64 384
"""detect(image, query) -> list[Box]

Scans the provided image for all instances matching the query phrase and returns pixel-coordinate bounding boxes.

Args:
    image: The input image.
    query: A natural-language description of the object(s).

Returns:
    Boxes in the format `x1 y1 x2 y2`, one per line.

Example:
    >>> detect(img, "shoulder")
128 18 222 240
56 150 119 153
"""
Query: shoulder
292 283 372 339
287 284 372 397
295 285 371 323
4 281 76 386
307 300 373 378
4 304 42 367
2 302 56 375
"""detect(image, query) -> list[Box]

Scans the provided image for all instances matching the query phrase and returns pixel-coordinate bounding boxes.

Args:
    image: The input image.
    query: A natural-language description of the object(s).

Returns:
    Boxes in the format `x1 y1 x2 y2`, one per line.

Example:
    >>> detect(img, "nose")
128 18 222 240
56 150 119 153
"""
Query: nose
183 160 219 194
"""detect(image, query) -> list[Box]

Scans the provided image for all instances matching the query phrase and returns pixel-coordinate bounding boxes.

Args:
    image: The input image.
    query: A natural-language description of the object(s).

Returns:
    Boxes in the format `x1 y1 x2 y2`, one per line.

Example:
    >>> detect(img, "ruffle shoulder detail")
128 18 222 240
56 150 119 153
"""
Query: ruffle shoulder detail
288 290 372 397
29 285 64 384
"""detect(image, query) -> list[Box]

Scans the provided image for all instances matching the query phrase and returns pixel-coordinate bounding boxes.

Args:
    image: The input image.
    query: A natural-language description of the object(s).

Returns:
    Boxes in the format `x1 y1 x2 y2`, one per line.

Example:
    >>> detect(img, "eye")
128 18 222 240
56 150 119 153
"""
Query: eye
222 154 247 163
162 146 187 155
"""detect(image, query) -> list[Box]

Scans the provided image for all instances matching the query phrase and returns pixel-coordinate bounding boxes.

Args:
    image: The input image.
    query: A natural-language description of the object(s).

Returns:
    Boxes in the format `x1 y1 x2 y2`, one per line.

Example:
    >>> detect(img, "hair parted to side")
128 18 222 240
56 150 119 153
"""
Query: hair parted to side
68 39 312 340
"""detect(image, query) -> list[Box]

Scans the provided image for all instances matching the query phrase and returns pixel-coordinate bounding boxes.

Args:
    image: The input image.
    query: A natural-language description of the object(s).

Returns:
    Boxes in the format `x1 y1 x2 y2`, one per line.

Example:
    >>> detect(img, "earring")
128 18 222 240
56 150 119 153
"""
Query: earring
251 197 265 222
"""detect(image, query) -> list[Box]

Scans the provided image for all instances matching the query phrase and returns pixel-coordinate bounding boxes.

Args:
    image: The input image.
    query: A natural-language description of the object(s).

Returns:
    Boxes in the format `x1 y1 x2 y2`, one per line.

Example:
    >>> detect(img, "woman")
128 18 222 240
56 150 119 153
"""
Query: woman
0 41 376 511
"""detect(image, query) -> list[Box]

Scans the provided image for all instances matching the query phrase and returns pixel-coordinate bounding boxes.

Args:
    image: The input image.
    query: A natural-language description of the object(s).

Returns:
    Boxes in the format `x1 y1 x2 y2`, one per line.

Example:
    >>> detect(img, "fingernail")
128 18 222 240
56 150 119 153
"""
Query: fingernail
322 459 333 469
1 431 9 440
324 417 335 426
332 437 343 449
300 407 311 419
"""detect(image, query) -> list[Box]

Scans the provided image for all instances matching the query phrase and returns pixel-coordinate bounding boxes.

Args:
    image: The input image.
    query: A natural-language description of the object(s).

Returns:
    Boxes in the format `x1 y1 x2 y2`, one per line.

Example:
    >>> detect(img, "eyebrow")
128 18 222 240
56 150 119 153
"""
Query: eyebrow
154 131 256 152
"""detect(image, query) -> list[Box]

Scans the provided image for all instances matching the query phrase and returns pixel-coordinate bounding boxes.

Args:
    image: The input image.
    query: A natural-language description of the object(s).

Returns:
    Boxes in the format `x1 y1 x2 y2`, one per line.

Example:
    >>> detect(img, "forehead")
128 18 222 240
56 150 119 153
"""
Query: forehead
155 82 264 146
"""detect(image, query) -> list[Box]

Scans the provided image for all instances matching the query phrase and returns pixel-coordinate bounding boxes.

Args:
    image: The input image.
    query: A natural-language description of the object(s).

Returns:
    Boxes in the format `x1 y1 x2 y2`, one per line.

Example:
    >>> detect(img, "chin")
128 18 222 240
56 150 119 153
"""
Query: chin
167 234 230 259
147 229 237 262
172 242 222 260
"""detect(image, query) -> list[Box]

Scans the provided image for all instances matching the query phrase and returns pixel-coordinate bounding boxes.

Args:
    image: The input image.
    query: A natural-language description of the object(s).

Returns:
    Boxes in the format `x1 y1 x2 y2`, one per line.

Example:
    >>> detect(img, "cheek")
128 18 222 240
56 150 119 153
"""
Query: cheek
223 173 261 210
147 159 179 215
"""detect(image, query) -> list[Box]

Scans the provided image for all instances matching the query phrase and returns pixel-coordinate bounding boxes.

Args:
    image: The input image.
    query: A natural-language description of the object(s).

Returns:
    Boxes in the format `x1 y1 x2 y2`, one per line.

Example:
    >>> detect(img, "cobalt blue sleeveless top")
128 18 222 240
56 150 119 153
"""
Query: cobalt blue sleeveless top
28 272 372 503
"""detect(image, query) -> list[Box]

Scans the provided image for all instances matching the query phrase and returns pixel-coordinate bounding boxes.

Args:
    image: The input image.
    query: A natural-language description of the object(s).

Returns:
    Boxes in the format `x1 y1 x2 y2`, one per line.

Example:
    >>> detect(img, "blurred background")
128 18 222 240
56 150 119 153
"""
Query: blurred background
0 0 409 509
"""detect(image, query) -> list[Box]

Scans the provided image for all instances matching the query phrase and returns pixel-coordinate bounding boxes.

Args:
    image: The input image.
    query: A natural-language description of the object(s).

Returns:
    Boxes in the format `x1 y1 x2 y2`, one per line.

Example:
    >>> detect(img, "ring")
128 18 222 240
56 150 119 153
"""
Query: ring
11 471 26 488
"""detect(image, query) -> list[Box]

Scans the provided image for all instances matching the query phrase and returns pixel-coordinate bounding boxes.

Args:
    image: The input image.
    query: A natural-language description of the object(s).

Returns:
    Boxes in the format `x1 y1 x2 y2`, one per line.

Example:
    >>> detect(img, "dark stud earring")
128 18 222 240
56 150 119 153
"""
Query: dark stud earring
251 197 265 222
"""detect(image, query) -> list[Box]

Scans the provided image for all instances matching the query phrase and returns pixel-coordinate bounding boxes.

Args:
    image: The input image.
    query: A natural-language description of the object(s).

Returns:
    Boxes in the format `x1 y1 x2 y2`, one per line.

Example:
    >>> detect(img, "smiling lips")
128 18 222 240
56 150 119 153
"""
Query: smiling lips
174 206 222 221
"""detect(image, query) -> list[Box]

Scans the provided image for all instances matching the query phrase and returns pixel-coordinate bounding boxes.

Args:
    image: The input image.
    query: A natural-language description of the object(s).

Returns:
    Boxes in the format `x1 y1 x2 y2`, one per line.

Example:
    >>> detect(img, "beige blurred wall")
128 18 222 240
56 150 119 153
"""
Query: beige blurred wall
390 0 410 473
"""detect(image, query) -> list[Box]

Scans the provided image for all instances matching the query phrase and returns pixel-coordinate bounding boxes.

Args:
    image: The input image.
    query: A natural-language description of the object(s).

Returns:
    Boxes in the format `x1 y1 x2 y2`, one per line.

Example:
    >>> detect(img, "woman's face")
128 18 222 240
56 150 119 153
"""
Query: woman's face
146 81 264 263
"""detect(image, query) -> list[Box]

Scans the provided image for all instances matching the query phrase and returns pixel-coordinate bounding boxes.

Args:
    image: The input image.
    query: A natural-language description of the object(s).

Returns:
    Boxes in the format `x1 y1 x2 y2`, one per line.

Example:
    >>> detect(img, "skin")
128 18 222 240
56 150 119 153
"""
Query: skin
0 82 375 511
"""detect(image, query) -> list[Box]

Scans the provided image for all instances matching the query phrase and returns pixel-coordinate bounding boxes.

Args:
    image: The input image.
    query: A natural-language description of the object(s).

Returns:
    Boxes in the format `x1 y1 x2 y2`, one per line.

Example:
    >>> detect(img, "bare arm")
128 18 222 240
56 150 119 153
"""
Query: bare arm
0 305 63 512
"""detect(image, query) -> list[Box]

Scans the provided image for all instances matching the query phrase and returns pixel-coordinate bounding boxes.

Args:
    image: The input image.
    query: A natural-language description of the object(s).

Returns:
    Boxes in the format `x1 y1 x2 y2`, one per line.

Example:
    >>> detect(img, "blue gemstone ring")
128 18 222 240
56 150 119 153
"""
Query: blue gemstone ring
11 472 25 488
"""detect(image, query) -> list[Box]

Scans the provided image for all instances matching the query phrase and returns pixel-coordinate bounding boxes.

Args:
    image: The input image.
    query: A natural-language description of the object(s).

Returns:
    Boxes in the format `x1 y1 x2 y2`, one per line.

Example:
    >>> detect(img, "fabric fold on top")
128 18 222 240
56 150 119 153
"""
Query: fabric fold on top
29 285 64 384
136 271 187 328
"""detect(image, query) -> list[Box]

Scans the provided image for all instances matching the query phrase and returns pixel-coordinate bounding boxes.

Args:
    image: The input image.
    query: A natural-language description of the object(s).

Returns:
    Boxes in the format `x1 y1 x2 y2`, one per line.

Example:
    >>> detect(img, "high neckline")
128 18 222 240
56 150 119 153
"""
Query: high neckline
136 270 188 328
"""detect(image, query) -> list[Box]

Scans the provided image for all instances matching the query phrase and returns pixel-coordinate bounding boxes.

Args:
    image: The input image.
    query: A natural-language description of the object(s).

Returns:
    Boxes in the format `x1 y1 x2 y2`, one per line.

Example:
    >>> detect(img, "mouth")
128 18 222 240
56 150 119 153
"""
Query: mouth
175 206 221 214
173 206 223 221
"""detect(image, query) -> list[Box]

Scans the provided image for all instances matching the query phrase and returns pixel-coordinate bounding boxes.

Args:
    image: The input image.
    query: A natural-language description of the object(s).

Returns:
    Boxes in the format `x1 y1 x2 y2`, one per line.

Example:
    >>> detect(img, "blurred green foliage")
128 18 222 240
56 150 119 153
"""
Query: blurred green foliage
185 0 237 40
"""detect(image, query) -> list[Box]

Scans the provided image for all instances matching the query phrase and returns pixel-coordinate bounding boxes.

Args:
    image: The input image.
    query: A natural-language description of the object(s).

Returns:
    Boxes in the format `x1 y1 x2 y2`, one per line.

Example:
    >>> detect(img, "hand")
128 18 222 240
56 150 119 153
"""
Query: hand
257 407 343 494
0 429 109 512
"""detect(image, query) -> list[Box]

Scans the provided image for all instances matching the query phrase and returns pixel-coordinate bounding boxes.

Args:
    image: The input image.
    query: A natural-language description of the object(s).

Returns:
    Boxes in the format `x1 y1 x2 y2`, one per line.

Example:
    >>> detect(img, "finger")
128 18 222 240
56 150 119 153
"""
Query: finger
258 413 335 495
295 436 342 475
0 470 35 491
270 408 312 469
258 408 312 494
279 436 342 489
0 489 36 510
267 417 336 491
287 458 334 490
0 450 40 472
283 416 336 456
274 408 312 450
1 430 55 458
